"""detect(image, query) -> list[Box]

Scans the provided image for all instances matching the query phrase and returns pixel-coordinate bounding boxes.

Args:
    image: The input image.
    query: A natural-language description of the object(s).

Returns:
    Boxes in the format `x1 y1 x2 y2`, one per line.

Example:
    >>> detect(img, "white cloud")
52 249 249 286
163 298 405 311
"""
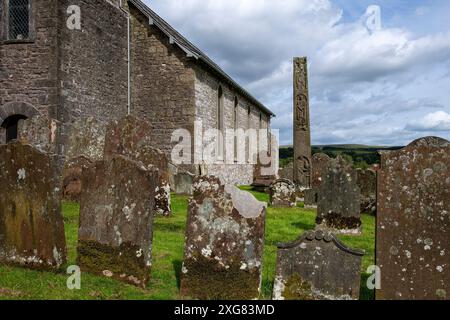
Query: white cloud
406 111 450 132
144 0 450 146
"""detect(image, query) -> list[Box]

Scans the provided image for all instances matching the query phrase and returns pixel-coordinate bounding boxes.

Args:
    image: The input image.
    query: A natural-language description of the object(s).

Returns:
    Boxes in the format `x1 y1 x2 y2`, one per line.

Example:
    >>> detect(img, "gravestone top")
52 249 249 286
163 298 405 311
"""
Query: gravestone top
274 229 364 300
277 230 365 256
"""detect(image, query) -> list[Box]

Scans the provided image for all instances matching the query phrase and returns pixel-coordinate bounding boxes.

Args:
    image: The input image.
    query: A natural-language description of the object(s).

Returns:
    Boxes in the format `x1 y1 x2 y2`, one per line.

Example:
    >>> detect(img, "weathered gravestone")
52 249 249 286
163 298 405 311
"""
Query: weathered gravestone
279 162 294 181
173 171 195 195
0 142 66 270
269 179 297 208
357 168 377 215
62 156 93 202
273 230 364 300
316 156 361 234
304 153 331 208
77 156 158 287
376 137 450 300
104 115 171 216
180 176 266 300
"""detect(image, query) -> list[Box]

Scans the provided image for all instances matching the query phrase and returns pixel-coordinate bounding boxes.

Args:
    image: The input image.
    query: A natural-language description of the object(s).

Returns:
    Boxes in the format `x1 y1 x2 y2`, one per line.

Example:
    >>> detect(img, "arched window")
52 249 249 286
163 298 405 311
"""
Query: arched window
0 101 39 144
1 114 27 142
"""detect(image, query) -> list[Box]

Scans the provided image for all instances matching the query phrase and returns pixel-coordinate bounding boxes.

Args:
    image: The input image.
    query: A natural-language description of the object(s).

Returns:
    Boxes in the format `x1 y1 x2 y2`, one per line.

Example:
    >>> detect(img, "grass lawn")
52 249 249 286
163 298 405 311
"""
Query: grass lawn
0 189 375 300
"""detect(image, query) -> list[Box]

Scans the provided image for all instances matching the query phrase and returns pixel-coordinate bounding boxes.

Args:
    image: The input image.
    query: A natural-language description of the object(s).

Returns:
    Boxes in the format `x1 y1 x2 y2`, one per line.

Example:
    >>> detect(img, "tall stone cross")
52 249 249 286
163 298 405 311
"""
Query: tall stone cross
293 57 312 189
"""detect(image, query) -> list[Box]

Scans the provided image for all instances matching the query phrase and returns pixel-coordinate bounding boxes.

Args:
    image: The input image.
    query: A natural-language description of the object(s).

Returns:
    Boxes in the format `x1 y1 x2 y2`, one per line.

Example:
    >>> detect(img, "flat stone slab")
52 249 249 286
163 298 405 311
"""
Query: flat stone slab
0 142 66 270
376 137 450 300
316 156 361 234
273 230 364 300
269 179 297 208
104 115 171 216
77 155 158 288
180 176 267 300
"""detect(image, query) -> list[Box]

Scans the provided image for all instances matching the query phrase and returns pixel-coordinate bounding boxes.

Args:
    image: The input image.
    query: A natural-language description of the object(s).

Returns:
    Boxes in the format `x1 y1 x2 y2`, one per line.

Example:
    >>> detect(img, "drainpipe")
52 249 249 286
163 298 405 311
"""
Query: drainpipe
127 14 131 115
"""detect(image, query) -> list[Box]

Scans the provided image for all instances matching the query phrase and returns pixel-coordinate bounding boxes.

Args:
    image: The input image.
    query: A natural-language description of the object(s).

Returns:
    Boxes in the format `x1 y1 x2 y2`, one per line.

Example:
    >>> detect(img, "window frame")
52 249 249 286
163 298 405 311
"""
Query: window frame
1 0 36 44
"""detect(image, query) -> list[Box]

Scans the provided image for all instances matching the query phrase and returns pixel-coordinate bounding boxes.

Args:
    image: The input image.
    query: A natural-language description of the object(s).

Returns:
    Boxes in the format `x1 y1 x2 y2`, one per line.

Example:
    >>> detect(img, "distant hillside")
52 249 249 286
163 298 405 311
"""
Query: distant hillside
279 144 403 169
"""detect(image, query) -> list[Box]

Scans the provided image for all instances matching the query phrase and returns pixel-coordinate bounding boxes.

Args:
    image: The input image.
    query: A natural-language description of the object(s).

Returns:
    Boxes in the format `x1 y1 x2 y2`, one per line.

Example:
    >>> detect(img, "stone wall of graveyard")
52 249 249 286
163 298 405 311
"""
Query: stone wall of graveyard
0 0 59 143
194 65 271 185
128 5 197 159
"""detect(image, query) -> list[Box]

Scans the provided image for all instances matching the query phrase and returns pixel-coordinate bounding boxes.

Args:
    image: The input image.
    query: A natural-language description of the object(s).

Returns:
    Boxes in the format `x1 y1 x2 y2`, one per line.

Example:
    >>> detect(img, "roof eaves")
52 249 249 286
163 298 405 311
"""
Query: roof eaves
128 0 275 117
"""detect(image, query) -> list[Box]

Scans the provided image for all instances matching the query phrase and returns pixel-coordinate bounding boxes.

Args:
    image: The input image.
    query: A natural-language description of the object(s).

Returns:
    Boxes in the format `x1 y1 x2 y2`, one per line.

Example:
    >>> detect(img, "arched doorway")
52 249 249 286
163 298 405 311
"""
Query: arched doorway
1 114 28 142
0 101 40 144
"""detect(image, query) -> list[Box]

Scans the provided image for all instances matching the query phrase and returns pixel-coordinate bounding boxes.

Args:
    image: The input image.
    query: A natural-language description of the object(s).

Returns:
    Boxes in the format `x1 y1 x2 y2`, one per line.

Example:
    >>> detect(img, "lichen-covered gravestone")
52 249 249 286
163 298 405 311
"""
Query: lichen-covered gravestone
377 137 450 300
269 179 297 208
62 156 93 202
180 176 267 300
356 168 377 215
273 230 364 300
316 156 361 234
304 153 331 208
104 115 171 216
77 156 158 287
0 142 66 270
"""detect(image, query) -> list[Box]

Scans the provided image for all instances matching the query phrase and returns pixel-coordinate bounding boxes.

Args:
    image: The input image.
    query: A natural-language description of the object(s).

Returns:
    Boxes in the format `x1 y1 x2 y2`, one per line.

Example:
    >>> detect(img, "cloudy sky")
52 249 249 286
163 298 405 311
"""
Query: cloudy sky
144 0 450 146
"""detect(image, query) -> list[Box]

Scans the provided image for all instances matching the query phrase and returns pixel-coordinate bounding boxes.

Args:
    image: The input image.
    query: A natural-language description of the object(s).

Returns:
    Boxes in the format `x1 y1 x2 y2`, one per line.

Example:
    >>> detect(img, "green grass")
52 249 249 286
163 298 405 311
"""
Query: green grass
0 190 375 300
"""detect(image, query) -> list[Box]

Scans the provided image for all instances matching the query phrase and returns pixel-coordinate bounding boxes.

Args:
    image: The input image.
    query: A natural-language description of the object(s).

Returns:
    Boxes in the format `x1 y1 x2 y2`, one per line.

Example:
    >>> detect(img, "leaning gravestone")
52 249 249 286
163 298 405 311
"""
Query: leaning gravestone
0 142 66 270
104 115 171 216
304 153 331 208
273 230 364 300
269 179 297 208
77 155 158 287
316 156 361 234
180 176 266 300
377 137 450 300
357 168 377 215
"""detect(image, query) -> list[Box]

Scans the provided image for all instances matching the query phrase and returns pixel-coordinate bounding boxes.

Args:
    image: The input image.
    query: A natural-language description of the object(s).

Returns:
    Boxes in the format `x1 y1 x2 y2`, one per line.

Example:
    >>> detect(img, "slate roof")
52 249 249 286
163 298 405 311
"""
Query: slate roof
128 0 275 117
